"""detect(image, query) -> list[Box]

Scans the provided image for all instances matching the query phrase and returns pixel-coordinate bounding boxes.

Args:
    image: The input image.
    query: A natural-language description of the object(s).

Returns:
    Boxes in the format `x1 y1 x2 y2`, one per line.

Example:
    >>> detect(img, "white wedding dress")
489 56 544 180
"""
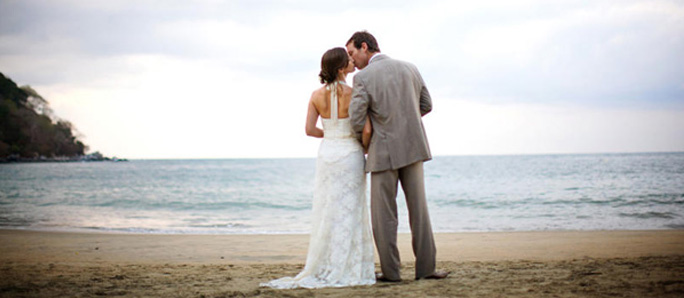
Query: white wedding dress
260 81 375 289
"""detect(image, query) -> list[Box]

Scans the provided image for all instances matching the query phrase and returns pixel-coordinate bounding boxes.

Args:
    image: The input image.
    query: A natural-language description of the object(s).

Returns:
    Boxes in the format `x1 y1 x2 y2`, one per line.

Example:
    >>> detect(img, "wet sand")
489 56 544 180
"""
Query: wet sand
1 229 683 297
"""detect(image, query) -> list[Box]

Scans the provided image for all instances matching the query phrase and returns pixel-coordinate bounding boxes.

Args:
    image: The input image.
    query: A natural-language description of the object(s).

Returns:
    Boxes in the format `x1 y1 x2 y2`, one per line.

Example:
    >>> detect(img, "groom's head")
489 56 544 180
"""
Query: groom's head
346 31 380 70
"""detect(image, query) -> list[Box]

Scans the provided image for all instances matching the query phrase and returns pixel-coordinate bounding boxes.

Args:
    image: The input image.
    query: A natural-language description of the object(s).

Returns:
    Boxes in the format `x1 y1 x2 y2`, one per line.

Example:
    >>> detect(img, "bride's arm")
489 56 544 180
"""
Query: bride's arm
362 116 372 152
305 100 324 138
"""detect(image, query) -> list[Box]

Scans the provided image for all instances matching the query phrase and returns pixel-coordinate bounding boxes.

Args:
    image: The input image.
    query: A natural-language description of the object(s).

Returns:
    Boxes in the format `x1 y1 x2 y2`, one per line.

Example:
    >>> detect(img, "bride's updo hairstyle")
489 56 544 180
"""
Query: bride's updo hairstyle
319 47 349 84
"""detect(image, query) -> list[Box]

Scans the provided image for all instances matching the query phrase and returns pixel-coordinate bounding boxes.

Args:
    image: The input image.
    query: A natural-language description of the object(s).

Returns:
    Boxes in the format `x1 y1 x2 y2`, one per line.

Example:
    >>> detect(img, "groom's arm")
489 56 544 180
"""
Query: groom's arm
418 72 432 116
420 85 432 116
350 76 370 142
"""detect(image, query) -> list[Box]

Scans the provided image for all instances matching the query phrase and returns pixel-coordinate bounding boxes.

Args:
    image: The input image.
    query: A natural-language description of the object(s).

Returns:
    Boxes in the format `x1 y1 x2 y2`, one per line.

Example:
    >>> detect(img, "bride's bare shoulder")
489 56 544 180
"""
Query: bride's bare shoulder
311 86 327 99
314 85 328 95
309 86 329 107
341 84 353 97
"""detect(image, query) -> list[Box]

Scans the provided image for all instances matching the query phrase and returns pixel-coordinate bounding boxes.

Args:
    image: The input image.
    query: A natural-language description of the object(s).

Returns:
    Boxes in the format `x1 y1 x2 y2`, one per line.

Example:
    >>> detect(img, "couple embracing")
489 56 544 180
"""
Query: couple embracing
261 31 448 289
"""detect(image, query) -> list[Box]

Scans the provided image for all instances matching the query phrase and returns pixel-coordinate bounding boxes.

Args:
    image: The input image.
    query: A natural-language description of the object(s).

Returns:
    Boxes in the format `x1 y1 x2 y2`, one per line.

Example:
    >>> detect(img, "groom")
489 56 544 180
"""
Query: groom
347 31 448 282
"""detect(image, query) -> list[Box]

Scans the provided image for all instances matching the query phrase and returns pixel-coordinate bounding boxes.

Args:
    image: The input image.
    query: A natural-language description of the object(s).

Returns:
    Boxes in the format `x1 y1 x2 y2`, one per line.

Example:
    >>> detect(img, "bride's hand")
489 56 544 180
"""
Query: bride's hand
362 116 372 153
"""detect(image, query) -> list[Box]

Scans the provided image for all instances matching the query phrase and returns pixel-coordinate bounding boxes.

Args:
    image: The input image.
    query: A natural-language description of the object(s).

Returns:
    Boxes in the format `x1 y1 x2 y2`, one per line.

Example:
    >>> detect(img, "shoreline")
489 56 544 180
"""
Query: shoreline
1 229 683 264
5 226 683 235
1 229 683 297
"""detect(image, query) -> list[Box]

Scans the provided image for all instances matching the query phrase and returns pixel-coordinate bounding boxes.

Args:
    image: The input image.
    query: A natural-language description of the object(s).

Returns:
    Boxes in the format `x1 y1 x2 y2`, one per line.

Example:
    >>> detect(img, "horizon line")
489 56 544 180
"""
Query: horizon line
119 150 684 161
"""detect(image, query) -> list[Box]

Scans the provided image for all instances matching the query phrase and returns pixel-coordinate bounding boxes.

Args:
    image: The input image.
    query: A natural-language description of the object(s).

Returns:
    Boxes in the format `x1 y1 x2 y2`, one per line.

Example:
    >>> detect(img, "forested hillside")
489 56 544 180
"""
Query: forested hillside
0 72 87 159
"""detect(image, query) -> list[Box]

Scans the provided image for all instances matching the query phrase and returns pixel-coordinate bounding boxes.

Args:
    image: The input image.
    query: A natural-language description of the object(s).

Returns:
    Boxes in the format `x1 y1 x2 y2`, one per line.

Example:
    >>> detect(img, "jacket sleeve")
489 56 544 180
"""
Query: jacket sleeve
412 64 432 116
420 85 432 116
349 76 370 141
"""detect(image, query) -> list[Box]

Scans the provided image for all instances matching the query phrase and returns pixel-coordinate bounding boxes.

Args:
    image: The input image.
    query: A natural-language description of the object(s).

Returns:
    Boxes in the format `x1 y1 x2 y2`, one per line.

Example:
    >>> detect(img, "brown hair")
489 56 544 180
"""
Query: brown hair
346 31 380 53
319 47 349 84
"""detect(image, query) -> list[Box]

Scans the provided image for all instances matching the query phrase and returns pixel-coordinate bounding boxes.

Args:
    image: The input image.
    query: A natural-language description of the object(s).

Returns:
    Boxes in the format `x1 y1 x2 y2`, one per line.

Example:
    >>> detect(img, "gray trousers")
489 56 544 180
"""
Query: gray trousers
370 161 436 280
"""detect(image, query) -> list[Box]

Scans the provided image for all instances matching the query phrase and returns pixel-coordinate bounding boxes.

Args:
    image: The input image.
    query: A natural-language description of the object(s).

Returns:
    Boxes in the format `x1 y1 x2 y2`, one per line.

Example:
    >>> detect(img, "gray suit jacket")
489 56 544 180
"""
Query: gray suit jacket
350 54 432 173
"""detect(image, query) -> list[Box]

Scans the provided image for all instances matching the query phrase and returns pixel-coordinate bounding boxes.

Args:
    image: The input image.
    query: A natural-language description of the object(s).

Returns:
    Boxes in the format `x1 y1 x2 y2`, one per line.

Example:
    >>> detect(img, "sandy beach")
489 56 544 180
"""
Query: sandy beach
1 229 683 297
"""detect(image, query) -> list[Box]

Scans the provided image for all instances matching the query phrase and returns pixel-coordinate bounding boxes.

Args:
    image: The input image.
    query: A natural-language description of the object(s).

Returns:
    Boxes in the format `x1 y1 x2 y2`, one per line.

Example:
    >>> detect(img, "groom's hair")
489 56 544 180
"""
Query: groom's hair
347 31 380 53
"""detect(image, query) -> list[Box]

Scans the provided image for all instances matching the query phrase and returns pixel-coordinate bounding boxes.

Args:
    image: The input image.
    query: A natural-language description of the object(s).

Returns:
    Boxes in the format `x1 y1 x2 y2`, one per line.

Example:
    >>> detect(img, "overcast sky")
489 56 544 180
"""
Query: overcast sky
1 0 683 159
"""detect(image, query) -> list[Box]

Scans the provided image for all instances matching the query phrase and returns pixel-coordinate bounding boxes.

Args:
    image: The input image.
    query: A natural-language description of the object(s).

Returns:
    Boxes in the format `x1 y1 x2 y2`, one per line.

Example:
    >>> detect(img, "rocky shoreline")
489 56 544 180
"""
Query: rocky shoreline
0 151 127 163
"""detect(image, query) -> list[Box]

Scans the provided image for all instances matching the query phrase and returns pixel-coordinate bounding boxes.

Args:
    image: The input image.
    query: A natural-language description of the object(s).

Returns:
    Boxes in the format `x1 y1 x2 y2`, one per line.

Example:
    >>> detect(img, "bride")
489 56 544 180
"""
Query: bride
260 47 375 289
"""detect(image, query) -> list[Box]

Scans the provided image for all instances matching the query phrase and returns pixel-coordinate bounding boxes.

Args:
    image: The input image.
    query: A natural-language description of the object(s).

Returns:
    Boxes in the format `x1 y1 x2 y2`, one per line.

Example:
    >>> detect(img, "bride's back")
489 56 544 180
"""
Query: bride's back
311 83 353 119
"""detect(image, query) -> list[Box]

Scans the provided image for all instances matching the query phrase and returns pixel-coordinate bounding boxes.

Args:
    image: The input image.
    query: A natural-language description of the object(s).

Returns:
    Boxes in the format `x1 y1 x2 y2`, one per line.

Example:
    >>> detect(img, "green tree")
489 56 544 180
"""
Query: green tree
0 72 88 159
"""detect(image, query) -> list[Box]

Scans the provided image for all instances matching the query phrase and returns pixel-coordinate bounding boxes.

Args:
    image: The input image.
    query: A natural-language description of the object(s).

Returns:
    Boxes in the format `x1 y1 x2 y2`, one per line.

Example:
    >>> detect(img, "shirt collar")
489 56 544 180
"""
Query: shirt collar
368 53 385 64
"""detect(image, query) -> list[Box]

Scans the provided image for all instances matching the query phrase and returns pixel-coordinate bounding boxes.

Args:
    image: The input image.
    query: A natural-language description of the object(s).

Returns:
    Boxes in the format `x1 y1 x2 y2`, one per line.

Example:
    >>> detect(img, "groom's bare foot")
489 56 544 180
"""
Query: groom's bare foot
415 270 450 280
375 272 402 282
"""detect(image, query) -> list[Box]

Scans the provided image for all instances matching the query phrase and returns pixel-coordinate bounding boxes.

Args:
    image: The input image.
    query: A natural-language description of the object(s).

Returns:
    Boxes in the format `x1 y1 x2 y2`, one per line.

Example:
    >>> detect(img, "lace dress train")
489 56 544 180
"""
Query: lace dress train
260 81 375 289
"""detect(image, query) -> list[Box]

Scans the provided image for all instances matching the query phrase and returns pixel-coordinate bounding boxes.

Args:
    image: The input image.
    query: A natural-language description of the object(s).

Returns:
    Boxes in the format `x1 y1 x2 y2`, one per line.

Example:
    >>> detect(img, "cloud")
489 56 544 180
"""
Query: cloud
414 0 684 107
1 0 683 158
424 98 684 155
6 0 682 107
26 52 324 159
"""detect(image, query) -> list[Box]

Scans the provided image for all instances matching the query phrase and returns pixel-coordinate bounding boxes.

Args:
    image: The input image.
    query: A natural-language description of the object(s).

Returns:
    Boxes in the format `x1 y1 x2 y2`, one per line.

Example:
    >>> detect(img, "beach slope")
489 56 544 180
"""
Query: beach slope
1 229 682 297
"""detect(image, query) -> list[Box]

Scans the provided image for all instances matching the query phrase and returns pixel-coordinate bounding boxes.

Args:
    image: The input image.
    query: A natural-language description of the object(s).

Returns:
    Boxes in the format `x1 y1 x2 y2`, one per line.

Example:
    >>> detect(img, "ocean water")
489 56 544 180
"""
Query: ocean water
0 153 683 234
